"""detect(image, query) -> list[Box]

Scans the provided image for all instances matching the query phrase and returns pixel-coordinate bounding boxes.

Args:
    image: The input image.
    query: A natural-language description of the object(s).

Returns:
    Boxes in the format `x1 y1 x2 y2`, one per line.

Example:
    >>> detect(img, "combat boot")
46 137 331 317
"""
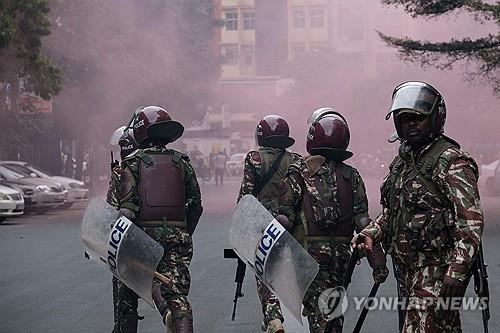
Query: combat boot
266 319 284 333
173 317 193 333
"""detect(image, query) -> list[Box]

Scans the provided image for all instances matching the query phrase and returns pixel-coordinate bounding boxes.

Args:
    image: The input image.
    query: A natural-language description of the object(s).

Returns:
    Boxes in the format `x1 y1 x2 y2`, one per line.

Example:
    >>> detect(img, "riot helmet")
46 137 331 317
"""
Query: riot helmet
306 113 353 161
386 81 446 137
255 115 295 148
307 107 347 124
118 129 138 159
132 106 184 145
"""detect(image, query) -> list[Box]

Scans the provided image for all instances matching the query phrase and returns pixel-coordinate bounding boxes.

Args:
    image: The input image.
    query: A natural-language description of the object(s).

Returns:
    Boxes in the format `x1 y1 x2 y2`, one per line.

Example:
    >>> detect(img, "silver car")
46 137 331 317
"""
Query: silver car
0 161 88 208
0 165 67 214
0 184 24 223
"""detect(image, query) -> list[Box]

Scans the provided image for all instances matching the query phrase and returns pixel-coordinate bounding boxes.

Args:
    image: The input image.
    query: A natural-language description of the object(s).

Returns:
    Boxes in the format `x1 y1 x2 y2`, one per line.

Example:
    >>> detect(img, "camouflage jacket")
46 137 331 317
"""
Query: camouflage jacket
278 155 369 245
106 167 123 209
237 147 301 213
362 136 484 282
119 146 203 234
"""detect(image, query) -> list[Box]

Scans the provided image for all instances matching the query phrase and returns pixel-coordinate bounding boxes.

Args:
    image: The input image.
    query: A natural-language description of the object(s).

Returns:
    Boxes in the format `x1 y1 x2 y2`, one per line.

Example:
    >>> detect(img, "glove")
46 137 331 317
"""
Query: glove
367 243 388 283
119 208 136 221
275 214 293 231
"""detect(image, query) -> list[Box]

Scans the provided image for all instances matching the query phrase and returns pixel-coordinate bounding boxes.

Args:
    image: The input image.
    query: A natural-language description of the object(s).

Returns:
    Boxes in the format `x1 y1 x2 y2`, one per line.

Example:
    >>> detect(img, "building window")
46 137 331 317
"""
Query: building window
292 7 305 28
240 44 254 75
242 11 255 30
310 7 325 28
338 4 364 41
224 11 238 31
240 45 254 67
221 45 239 65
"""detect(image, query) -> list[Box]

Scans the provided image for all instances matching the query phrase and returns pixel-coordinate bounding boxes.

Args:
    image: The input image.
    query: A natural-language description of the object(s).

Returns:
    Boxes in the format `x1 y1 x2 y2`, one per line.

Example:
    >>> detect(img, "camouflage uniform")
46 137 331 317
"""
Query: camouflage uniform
105 166 130 333
117 145 202 330
278 155 369 333
237 146 301 327
360 135 484 332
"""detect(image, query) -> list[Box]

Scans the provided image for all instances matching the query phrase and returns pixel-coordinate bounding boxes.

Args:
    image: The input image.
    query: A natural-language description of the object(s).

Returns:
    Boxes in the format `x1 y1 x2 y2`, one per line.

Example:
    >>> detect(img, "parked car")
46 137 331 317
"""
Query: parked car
226 153 246 176
479 159 500 196
0 161 88 208
0 184 24 224
0 165 67 214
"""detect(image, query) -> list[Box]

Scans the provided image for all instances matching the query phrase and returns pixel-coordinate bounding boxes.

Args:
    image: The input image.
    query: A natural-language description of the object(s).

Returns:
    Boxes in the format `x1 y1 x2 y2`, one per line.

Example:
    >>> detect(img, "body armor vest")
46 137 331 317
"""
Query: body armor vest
299 161 354 238
382 136 459 254
137 153 185 223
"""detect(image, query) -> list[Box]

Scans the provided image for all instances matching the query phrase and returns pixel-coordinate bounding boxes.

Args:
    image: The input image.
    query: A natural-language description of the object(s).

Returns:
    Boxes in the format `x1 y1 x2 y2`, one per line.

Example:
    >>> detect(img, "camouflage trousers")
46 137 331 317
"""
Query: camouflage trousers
302 240 351 333
255 277 284 325
398 261 462 333
112 225 193 333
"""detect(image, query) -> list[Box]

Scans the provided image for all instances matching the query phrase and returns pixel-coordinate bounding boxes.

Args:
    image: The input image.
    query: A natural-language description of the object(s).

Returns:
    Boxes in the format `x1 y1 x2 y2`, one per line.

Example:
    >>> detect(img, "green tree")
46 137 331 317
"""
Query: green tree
0 0 61 158
378 0 500 94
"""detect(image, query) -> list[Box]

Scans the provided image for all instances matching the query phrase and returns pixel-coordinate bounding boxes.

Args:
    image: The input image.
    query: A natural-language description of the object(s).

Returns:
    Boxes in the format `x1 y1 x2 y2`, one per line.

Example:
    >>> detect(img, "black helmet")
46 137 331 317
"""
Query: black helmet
118 130 138 159
255 115 295 148
386 81 446 137
306 113 353 161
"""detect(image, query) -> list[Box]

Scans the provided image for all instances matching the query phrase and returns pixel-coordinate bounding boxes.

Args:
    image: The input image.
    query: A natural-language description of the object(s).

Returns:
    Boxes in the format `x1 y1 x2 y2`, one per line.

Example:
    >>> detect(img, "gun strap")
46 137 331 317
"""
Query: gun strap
252 150 285 196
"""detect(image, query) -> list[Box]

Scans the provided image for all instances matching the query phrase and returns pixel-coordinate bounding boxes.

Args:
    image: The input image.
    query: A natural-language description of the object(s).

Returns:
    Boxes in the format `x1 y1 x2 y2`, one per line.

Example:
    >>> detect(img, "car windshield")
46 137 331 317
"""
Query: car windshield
2 164 38 178
27 165 52 177
0 165 26 180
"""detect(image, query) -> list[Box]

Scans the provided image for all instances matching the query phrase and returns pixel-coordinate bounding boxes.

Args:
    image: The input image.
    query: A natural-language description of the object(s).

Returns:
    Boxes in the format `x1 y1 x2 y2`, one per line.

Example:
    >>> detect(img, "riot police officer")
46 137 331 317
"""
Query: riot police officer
353 81 484 332
106 129 140 333
278 111 388 333
118 106 202 333
237 115 301 333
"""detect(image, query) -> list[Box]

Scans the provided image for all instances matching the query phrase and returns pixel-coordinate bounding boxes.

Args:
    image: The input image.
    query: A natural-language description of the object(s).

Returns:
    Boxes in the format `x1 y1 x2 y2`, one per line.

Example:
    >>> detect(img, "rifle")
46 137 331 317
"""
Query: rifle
224 248 246 321
472 243 489 333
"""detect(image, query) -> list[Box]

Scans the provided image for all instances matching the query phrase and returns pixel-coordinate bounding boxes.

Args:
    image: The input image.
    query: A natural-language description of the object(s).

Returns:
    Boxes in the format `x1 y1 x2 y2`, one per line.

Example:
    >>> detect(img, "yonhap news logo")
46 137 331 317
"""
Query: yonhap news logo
318 289 488 319
318 287 349 320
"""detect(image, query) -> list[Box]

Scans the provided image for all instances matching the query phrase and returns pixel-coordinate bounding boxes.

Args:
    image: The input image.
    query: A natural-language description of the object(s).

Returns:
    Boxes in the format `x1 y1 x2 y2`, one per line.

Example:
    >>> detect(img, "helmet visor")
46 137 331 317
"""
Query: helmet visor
387 85 439 119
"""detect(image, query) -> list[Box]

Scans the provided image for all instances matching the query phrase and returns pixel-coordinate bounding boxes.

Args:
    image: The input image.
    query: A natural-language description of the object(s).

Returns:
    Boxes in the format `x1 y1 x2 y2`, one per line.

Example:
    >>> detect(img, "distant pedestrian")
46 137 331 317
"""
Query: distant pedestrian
214 150 227 186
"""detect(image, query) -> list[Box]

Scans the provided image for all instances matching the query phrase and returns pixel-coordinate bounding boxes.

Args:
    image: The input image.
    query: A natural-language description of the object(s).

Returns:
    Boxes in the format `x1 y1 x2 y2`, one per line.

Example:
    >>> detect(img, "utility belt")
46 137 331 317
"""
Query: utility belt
307 235 352 243
306 216 354 238
136 219 187 229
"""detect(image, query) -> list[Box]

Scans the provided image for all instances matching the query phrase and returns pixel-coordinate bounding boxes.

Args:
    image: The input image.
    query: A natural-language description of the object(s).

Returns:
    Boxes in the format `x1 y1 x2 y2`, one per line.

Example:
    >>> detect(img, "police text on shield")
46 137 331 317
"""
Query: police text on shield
255 219 285 279
107 216 132 274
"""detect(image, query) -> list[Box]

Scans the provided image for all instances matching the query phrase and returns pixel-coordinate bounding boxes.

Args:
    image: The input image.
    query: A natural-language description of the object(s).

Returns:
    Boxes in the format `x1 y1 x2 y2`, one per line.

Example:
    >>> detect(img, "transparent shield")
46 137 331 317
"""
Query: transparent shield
81 198 164 308
229 195 319 324
110 126 126 145
389 85 438 116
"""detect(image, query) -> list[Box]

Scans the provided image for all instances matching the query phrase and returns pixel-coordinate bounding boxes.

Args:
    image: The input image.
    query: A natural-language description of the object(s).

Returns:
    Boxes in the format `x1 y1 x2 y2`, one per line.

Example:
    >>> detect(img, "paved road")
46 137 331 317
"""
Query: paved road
0 178 498 332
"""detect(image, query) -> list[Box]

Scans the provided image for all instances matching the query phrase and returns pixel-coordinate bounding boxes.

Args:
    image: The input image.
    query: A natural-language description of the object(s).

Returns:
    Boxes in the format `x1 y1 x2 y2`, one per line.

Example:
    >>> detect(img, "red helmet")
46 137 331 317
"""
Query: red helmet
306 114 353 161
386 81 446 137
255 115 295 148
132 106 184 145
118 130 138 159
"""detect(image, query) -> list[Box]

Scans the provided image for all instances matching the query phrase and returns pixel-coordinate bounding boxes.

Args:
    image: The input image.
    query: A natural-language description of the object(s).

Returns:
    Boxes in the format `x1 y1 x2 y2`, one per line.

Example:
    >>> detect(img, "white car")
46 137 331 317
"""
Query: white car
0 161 88 208
0 165 67 213
226 153 246 176
0 184 24 223
479 159 500 196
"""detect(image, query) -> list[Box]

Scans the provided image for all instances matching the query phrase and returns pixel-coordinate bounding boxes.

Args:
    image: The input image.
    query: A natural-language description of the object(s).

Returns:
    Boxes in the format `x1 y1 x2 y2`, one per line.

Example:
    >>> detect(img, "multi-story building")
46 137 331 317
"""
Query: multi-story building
210 0 413 149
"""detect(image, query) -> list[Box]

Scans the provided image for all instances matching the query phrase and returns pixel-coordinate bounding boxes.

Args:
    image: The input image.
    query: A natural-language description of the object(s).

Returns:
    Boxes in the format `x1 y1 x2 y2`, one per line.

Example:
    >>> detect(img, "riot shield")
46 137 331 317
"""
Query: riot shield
229 194 319 324
109 126 126 145
81 197 164 308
